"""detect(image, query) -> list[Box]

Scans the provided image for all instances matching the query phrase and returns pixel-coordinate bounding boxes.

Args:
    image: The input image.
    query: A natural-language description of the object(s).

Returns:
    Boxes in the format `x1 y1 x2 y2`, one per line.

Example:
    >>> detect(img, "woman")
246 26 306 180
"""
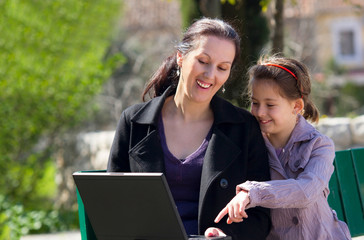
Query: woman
107 17 271 240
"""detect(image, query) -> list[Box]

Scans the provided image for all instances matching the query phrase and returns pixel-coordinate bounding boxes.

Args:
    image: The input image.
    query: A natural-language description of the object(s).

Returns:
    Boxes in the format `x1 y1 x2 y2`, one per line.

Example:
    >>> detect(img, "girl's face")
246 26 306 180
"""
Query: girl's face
250 80 299 145
176 35 235 104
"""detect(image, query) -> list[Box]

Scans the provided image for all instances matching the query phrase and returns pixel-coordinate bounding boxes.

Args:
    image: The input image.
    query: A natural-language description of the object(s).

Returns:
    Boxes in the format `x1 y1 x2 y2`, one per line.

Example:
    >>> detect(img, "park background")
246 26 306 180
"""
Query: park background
1 0 364 239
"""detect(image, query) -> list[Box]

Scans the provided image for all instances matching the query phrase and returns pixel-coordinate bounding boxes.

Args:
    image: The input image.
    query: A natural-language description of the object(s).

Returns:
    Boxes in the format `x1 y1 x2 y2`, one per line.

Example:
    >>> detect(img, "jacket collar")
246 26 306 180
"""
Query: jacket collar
210 94 246 125
130 86 174 126
264 115 317 153
287 114 317 145
131 86 246 126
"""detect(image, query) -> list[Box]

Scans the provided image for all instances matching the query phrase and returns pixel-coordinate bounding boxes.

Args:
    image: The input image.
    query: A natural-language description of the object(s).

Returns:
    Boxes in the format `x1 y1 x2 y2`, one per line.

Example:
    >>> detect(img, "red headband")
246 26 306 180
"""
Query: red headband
264 63 297 80
263 63 303 98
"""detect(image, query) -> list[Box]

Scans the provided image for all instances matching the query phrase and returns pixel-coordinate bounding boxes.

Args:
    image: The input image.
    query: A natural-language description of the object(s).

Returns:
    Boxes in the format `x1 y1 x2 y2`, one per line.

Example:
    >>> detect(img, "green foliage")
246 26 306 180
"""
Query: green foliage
221 0 238 4
180 0 201 29
324 58 347 75
0 195 78 240
335 82 364 117
4 155 56 209
310 58 364 117
314 81 364 118
259 0 271 12
0 0 124 238
312 66 364 117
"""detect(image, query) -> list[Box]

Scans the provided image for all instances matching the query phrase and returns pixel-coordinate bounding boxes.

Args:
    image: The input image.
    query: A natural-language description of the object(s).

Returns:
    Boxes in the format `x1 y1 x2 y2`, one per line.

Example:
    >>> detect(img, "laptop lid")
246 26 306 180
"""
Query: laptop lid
73 172 189 240
73 172 231 240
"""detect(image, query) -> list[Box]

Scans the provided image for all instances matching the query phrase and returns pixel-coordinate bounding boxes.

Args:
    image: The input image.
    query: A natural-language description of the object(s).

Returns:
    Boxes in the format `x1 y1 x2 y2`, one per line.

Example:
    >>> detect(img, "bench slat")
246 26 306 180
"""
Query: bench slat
335 150 364 237
328 163 345 221
351 148 364 211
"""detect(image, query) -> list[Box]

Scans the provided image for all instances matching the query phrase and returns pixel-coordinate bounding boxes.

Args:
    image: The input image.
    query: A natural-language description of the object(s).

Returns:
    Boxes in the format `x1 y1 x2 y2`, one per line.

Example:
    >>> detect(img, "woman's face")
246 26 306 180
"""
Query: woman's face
176 35 236 104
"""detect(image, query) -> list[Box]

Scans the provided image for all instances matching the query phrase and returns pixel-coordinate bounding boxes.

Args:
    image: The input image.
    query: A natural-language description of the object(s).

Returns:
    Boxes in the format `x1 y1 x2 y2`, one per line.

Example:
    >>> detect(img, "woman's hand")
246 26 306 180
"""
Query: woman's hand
204 227 226 238
214 190 250 224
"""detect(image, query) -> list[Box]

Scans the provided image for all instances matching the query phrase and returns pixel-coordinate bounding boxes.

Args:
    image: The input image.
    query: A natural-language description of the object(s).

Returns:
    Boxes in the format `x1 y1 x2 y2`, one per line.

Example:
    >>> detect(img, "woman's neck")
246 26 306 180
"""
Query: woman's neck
163 95 213 123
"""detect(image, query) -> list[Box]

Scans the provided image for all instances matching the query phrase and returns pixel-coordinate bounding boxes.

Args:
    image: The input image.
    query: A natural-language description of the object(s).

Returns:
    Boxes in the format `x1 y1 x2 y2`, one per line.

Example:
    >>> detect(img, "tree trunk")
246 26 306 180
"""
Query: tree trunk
272 0 284 55
221 0 269 107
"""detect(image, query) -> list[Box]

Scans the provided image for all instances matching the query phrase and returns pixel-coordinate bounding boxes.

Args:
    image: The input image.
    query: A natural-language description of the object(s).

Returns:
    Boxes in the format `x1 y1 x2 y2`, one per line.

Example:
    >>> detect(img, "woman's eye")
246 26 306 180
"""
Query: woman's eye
267 104 274 107
218 67 228 71
198 59 207 64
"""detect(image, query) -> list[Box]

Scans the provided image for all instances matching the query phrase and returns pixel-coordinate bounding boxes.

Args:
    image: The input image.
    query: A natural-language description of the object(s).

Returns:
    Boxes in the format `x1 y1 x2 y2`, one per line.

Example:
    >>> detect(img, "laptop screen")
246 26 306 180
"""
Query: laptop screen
73 172 189 240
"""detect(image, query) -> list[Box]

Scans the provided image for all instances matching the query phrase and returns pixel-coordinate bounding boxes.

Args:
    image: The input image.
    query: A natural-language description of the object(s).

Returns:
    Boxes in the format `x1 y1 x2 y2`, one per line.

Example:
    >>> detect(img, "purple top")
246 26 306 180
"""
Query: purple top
275 148 283 158
158 117 212 235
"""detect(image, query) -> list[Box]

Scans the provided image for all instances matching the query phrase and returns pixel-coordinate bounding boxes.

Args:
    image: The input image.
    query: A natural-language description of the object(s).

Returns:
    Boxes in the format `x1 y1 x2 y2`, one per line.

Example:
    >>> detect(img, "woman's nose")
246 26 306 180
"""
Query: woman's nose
203 66 214 79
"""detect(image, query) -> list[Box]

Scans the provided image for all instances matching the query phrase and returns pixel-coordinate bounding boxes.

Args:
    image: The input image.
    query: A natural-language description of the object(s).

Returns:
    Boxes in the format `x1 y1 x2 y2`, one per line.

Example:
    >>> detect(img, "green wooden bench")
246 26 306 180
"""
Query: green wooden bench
76 148 364 239
327 148 364 238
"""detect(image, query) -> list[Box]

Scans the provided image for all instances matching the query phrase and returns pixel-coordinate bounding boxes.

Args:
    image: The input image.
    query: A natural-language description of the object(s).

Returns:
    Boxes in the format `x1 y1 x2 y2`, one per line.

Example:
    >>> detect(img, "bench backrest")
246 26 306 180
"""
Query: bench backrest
327 148 364 237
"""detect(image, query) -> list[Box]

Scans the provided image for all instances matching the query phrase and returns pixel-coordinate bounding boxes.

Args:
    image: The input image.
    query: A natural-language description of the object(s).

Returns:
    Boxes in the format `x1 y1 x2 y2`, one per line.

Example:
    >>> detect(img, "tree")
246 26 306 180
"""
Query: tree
180 0 202 29
0 0 123 238
271 0 284 54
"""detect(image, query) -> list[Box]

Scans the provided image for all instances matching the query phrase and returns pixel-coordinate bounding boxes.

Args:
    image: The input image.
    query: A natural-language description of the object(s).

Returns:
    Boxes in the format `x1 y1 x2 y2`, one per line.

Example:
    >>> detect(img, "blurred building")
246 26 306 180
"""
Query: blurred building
122 0 181 33
284 0 364 85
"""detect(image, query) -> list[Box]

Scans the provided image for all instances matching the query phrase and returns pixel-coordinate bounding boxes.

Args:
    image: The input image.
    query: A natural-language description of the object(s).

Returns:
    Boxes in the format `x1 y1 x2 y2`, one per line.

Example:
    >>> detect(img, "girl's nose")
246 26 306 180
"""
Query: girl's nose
256 106 266 117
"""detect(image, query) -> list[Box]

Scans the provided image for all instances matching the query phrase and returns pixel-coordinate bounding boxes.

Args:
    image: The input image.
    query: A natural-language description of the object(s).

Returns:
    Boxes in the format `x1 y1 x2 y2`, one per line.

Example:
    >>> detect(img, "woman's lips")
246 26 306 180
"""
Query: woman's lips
197 80 212 89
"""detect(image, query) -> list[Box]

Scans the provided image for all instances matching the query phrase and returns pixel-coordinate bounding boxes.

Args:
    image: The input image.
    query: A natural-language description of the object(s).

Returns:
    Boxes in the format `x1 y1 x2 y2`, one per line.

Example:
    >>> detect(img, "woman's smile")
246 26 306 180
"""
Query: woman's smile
196 79 212 89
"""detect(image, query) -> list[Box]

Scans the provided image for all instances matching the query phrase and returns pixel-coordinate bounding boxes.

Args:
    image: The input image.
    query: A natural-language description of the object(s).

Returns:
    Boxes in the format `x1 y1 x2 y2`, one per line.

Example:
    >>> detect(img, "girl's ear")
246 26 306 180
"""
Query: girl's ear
294 98 304 114
176 51 183 67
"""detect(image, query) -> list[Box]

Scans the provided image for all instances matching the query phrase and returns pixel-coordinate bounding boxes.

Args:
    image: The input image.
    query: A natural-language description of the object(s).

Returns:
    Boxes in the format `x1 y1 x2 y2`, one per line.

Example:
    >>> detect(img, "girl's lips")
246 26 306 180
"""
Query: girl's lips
260 119 271 124
196 79 212 89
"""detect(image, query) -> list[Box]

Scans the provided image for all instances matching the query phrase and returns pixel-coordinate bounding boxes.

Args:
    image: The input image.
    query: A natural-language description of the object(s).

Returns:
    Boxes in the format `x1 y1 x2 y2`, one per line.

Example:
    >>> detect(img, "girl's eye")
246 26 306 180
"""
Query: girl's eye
267 104 274 107
198 59 207 64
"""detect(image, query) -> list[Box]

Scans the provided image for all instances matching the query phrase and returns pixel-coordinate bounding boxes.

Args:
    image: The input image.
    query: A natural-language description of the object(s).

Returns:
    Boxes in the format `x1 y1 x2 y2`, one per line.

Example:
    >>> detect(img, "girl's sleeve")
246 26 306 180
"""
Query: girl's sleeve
239 135 335 209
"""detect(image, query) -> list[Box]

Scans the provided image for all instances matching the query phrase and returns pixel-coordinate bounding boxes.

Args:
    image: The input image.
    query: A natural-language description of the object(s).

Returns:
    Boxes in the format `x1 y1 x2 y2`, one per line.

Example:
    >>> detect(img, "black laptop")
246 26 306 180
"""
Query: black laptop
73 172 231 240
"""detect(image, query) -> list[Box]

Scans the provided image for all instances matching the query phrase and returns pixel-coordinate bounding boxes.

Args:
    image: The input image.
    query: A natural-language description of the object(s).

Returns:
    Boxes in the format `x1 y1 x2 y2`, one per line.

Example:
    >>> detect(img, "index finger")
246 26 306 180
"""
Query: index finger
214 206 228 223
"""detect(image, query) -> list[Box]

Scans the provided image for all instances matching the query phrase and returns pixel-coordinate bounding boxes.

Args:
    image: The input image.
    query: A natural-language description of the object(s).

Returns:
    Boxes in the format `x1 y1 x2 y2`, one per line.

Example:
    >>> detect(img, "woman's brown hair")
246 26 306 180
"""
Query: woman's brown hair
142 17 241 101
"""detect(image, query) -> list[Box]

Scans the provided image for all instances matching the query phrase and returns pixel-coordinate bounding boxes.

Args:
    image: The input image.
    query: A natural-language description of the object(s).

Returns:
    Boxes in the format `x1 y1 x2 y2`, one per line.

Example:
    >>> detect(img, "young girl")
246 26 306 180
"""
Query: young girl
213 56 351 239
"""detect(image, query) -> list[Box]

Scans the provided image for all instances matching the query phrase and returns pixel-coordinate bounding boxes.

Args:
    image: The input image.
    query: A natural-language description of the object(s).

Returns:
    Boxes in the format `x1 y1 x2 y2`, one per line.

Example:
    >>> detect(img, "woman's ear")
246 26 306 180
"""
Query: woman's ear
176 51 183 67
294 98 304 114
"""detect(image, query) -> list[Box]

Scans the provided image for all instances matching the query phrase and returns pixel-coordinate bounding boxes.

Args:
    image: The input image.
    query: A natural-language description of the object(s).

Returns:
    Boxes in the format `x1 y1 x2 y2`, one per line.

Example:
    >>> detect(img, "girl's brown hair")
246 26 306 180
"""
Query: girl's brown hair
142 17 241 101
247 55 319 123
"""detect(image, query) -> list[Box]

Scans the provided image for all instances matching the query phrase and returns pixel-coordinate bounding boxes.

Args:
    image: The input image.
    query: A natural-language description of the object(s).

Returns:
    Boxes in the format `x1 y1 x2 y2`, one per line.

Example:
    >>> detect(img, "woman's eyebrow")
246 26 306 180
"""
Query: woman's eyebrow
201 52 232 65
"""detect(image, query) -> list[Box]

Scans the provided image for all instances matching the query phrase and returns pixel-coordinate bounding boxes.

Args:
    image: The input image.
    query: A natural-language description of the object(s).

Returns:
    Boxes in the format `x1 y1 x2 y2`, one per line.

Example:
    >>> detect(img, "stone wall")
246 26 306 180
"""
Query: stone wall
59 115 364 209
315 115 364 150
